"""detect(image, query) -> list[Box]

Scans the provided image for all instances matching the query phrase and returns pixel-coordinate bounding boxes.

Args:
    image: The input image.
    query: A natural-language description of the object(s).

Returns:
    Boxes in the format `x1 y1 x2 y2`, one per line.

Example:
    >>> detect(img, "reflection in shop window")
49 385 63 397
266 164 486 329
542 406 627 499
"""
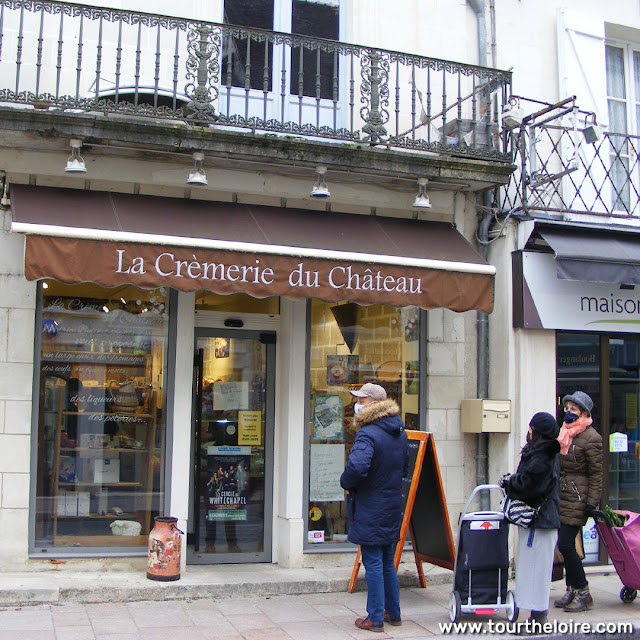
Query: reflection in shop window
34 281 169 551
307 300 420 546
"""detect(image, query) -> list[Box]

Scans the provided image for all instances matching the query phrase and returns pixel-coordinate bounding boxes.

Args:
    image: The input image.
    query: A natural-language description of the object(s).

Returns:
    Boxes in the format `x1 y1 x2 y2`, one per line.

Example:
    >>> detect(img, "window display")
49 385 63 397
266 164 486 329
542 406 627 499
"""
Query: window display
307 300 421 546
34 281 169 550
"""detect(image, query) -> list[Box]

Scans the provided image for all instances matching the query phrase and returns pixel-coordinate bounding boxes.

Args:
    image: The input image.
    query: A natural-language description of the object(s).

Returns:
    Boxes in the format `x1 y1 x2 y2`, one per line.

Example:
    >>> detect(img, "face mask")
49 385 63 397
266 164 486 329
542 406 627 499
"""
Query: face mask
354 403 364 415
564 410 579 424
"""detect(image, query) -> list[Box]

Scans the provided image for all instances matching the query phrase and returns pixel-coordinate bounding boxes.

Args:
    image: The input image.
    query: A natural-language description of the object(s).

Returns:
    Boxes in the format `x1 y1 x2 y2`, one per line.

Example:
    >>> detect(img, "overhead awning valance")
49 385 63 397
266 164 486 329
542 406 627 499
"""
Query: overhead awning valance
10 185 495 313
537 225 640 285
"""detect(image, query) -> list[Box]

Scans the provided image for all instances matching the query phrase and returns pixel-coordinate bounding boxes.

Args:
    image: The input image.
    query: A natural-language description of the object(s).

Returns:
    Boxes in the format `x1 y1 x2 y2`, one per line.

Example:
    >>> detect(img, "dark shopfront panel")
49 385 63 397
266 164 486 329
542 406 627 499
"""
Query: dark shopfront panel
557 333 640 517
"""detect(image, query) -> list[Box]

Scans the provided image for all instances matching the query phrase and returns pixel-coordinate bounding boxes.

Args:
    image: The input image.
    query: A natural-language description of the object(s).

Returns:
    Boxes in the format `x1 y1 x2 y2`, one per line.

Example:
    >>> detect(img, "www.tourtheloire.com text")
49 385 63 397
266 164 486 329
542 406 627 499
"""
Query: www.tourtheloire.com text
438 619 635 635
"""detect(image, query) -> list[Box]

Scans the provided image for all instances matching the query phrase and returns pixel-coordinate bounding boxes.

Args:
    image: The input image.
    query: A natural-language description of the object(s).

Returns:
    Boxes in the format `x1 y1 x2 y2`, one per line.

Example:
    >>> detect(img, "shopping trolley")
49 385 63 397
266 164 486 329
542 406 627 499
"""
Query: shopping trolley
449 484 518 623
593 509 640 604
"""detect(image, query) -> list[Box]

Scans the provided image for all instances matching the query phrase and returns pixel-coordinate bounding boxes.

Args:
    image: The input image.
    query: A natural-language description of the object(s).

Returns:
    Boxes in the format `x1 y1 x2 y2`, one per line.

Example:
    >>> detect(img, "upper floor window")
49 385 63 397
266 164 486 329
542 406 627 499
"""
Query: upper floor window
222 0 340 99
605 42 640 211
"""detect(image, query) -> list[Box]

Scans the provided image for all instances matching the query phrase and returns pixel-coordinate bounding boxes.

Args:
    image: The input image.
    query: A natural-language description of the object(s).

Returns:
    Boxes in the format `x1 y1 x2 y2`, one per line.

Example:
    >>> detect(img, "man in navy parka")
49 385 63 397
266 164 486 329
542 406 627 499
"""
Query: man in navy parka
340 383 409 632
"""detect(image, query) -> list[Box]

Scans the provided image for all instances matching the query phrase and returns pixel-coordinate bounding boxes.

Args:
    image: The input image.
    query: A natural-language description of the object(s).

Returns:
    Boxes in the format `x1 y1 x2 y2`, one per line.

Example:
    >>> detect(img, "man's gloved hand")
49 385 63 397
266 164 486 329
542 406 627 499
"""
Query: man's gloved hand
498 473 511 488
585 503 597 516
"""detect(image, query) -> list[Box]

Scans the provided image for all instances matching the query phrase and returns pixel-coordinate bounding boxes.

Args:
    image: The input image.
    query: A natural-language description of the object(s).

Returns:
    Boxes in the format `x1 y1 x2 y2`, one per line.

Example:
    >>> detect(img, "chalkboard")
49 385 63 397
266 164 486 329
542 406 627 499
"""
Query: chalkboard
348 430 454 592
409 433 455 570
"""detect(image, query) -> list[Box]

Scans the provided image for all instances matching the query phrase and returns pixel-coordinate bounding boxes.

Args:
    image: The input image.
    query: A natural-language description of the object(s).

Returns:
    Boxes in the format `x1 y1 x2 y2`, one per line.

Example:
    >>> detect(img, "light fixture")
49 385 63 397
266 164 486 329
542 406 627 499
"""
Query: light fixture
582 114 602 144
310 166 330 198
187 152 207 186
64 139 87 173
413 178 432 209
501 99 523 129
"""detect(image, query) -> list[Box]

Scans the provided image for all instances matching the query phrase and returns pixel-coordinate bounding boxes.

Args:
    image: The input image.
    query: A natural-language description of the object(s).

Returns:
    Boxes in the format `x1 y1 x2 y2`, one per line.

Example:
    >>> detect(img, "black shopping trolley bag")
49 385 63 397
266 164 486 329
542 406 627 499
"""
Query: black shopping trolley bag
454 515 509 604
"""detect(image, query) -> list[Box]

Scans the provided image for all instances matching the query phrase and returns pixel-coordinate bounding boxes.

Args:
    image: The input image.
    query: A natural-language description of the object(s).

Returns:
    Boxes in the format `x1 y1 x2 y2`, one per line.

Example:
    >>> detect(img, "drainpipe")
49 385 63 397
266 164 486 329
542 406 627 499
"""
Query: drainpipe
467 0 488 68
476 202 492 507
468 0 492 508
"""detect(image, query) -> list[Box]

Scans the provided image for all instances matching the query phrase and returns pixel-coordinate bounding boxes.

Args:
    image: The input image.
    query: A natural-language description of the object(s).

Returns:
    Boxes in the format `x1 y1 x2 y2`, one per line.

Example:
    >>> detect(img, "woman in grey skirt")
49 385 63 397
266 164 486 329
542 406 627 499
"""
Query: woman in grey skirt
500 412 560 629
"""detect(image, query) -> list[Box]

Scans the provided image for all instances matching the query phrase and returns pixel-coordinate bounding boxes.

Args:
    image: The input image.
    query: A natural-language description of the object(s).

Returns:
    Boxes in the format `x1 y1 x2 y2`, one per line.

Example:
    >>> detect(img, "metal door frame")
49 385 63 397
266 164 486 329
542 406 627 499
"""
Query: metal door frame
188 327 276 564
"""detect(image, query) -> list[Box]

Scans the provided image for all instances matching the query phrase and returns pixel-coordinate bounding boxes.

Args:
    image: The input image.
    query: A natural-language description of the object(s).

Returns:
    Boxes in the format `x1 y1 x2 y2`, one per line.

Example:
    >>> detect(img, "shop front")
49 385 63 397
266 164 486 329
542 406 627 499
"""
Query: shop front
12 184 495 566
514 220 640 562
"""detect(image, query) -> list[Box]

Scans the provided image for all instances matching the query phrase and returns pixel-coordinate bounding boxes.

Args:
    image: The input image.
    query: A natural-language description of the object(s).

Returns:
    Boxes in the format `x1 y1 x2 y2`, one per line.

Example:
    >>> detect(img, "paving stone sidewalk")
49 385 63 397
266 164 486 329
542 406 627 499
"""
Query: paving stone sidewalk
0 569 637 640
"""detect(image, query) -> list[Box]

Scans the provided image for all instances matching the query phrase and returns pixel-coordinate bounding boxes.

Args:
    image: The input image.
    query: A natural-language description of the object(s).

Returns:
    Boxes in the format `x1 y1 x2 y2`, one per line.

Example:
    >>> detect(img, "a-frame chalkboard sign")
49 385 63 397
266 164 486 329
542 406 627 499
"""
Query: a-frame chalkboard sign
348 431 454 592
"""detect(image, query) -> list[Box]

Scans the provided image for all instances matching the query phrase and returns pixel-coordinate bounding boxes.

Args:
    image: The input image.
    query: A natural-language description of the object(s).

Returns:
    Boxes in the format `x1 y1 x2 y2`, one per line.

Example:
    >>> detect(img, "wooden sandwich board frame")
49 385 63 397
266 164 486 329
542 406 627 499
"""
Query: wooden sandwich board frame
348 430 454 592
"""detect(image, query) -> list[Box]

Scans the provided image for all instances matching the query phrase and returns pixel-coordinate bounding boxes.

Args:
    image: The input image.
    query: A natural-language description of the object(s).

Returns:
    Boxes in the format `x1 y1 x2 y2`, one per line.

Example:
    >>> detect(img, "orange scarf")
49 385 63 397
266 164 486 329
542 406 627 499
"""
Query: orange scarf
558 415 592 455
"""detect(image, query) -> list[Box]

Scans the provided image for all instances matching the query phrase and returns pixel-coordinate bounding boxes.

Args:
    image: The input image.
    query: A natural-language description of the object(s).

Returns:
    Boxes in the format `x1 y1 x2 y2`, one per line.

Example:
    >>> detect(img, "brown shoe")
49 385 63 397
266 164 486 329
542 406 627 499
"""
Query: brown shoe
553 587 575 608
355 617 384 632
383 613 402 626
563 586 593 612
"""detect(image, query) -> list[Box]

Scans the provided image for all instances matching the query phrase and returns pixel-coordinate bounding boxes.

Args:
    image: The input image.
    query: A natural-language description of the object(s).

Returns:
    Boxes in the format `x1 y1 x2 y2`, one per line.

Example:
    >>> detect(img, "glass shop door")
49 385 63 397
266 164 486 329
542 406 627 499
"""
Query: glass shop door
189 328 275 563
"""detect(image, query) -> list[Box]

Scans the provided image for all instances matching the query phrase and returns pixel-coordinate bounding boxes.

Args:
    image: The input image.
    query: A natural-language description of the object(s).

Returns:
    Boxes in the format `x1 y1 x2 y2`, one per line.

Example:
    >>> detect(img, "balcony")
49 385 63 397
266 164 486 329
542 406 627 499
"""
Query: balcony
0 0 512 171
499 97 640 220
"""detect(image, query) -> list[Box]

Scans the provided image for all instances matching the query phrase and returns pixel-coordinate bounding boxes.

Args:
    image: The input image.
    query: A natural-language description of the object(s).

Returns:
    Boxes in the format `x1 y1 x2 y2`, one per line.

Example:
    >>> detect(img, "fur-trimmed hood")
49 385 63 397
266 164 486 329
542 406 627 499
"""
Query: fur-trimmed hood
355 399 402 432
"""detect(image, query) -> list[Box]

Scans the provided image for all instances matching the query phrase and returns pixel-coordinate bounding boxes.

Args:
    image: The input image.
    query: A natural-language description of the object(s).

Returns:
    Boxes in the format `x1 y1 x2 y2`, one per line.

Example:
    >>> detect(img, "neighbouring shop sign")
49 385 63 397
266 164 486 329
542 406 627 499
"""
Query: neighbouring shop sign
514 251 640 333
23 235 494 313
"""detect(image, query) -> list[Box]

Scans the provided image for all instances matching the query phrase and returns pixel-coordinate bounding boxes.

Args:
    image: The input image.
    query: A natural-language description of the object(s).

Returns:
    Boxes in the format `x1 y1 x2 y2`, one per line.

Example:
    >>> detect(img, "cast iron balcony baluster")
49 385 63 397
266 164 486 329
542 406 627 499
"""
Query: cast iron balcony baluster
361 49 389 145
0 0 512 161
185 22 219 124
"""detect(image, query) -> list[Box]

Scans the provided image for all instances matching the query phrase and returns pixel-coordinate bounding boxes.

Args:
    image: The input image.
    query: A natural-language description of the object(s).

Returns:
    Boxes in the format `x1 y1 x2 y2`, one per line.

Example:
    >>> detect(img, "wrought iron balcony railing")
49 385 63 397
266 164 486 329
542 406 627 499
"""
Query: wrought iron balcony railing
499 98 640 219
0 0 512 162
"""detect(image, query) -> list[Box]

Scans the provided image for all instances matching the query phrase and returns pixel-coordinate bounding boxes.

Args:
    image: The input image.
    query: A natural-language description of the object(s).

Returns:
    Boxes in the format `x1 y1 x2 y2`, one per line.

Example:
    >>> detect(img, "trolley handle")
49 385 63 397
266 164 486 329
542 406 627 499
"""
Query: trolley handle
592 509 627 553
460 484 506 521
591 509 612 528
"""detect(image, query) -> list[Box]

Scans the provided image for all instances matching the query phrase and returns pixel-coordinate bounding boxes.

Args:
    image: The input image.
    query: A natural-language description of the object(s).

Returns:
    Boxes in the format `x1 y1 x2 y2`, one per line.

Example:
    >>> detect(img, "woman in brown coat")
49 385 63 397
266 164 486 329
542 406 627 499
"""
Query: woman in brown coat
554 391 603 613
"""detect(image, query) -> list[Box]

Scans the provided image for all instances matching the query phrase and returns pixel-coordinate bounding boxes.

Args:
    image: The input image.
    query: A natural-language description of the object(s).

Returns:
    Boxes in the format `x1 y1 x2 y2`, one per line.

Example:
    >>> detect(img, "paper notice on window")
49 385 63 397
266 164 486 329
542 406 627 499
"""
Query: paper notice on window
310 443 345 502
213 381 248 411
238 411 262 445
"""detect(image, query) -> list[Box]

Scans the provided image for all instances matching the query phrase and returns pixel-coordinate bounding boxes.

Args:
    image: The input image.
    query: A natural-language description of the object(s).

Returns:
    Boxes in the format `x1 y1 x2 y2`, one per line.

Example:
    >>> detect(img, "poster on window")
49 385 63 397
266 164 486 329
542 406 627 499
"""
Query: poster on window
310 443 346 502
206 446 251 521
313 394 344 440
213 381 248 411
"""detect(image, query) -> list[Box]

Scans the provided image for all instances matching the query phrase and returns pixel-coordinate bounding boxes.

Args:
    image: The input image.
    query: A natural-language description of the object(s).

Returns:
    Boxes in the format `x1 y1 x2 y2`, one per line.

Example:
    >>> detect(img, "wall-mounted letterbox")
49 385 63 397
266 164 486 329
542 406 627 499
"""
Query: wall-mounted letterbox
461 399 511 433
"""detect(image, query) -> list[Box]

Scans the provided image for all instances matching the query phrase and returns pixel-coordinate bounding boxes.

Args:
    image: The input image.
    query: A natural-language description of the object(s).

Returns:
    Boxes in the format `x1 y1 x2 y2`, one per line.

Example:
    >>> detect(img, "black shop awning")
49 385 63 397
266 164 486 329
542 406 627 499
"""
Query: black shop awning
536 223 640 285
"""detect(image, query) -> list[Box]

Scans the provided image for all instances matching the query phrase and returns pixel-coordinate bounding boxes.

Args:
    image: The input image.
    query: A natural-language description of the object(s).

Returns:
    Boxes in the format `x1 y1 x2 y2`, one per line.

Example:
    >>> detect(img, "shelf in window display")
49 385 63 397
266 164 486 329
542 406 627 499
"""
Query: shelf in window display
57 512 138 520
60 447 148 453
58 482 142 487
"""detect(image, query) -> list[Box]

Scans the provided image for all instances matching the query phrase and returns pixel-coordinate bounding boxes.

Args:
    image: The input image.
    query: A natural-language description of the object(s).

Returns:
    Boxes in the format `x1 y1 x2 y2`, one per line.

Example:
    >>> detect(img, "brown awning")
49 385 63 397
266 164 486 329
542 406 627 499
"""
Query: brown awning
11 185 495 312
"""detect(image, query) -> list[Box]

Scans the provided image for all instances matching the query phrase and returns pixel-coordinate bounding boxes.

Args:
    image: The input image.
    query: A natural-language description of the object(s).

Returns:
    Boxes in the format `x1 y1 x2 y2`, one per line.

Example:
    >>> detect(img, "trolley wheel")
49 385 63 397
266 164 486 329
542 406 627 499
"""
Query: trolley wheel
620 587 637 603
449 590 462 623
506 590 519 623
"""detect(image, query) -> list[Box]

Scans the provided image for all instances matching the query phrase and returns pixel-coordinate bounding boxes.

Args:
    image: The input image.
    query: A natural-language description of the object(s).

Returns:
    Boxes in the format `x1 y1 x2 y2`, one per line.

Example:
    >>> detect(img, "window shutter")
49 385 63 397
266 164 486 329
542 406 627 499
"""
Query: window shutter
557 8 609 216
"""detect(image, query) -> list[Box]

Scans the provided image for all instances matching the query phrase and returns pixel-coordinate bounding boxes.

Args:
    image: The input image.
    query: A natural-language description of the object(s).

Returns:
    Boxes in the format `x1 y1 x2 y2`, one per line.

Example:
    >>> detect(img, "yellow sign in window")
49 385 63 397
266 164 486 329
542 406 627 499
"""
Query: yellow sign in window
238 411 262 445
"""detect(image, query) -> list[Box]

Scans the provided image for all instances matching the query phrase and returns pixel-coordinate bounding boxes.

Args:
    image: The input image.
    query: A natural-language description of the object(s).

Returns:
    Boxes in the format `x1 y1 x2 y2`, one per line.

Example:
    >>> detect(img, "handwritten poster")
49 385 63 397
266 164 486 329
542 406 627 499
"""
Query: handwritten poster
310 443 345 502
213 381 249 411
238 411 262 445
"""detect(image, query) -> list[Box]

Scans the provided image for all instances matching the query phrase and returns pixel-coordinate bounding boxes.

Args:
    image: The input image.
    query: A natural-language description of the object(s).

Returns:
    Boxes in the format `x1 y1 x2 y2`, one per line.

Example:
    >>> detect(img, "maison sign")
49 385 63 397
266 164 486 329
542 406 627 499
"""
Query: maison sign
514 251 640 332
24 235 494 313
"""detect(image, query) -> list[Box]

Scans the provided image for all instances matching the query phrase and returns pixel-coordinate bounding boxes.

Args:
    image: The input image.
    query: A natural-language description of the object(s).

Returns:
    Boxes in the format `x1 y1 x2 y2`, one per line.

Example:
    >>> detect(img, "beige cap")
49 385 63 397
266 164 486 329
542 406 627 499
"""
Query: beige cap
349 383 387 401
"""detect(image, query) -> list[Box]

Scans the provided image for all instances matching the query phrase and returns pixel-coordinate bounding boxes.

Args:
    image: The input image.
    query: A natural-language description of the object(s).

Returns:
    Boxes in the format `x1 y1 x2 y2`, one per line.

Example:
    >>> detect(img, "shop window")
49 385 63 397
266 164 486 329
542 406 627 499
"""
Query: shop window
607 338 640 514
306 300 421 547
33 281 170 551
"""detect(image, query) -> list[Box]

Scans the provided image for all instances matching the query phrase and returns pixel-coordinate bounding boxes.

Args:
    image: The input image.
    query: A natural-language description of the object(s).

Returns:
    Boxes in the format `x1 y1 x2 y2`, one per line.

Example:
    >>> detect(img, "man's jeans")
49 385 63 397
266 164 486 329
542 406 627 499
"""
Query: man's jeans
360 543 401 622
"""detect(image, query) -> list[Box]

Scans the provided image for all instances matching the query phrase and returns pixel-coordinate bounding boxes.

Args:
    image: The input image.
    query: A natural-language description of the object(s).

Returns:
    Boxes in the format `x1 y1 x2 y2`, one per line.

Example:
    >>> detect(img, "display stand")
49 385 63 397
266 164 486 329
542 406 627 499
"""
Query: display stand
348 431 454 592
50 386 157 546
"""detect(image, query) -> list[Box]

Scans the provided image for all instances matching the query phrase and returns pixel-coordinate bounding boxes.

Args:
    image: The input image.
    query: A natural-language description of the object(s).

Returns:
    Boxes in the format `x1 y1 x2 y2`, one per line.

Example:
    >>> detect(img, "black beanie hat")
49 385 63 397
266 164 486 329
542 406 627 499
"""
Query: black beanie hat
529 412 559 439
